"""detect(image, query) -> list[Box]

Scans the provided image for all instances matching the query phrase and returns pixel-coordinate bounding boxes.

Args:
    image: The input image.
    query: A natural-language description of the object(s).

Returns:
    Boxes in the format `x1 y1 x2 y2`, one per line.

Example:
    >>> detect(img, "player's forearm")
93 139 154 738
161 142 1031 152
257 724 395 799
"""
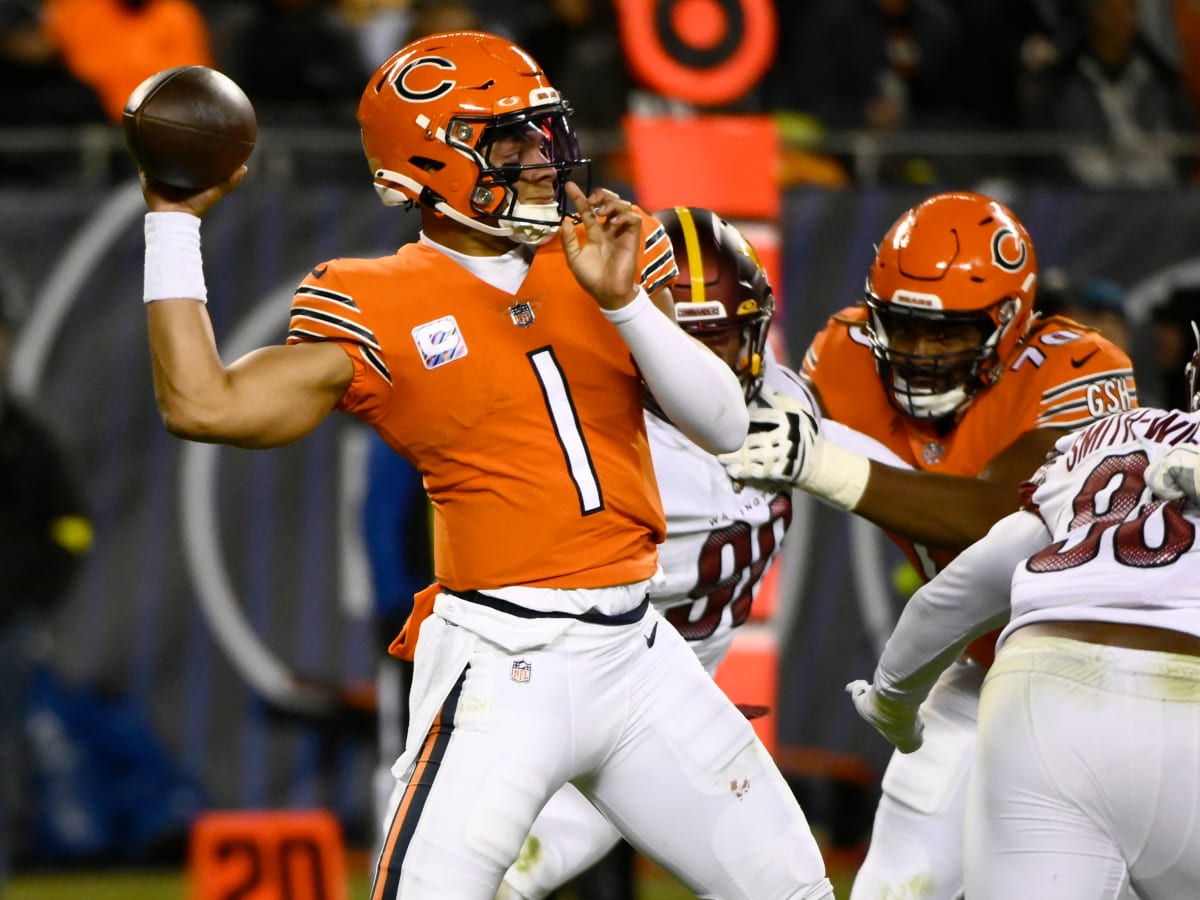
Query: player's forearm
874 510 1048 705
855 463 1023 551
604 288 748 453
149 318 347 448
146 299 244 442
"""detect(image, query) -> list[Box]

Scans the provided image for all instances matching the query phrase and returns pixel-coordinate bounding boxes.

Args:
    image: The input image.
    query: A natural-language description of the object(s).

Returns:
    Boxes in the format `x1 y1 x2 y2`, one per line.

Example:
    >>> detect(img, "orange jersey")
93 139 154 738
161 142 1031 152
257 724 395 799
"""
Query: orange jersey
804 305 1138 586
287 216 678 592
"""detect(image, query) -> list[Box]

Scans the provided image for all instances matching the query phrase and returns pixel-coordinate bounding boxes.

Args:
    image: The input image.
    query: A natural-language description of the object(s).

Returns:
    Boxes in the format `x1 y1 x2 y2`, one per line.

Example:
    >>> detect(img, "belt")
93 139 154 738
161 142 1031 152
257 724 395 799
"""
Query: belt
442 587 650 626
1016 620 1200 658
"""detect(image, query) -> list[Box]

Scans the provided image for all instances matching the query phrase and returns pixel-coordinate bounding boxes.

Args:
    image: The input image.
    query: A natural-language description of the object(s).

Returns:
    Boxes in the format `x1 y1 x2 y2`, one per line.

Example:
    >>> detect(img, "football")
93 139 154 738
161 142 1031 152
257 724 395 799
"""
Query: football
123 66 257 194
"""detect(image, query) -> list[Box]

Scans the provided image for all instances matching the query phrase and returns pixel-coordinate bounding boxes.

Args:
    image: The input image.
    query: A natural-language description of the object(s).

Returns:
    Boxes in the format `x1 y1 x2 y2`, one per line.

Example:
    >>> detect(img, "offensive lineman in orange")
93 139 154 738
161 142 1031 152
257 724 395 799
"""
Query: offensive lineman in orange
720 191 1138 900
134 30 834 900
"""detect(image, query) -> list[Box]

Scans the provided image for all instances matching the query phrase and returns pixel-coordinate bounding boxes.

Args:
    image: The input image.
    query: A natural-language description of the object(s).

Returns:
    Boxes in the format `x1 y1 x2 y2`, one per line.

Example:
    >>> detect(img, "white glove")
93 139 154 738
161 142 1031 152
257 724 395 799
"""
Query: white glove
718 387 871 510
1146 444 1200 506
717 389 818 483
845 679 925 753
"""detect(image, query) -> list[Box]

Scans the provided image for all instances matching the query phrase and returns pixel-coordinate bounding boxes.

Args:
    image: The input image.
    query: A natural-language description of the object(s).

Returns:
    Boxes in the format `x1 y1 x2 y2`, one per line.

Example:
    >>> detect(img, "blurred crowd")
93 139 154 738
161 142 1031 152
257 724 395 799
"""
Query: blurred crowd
0 0 1198 189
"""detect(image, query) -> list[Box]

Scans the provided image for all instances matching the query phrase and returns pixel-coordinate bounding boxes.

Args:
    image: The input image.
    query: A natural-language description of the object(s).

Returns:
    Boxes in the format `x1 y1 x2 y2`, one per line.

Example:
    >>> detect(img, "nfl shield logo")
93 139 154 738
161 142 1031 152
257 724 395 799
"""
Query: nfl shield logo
509 302 535 328
511 660 532 683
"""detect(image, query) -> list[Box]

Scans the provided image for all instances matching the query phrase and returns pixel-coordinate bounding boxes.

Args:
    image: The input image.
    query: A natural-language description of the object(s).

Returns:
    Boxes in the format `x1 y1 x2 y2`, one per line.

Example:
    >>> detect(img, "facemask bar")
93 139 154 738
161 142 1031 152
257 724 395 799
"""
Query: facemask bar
455 105 591 228
864 292 1003 420
680 313 772 402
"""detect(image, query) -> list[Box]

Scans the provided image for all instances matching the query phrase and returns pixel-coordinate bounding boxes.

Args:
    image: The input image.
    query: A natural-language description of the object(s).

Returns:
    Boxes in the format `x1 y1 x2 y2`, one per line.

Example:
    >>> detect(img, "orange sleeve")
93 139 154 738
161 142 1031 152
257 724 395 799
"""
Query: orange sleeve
801 319 833 382
637 206 678 296
801 307 874 415
1022 322 1138 429
286 262 393 422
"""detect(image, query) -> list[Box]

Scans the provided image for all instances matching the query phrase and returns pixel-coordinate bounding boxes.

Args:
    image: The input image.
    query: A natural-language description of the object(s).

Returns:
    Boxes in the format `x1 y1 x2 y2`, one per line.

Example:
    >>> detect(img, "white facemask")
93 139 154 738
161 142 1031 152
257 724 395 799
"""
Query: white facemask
891 373 971 419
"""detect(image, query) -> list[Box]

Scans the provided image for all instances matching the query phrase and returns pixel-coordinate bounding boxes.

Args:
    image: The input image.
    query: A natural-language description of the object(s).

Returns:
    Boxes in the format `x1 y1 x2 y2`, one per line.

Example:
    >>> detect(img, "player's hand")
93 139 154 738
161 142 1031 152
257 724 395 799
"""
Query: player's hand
560 182 641 311
139 165 248 217
718 387 818 484
1147 444 1200 506
845 680 925 753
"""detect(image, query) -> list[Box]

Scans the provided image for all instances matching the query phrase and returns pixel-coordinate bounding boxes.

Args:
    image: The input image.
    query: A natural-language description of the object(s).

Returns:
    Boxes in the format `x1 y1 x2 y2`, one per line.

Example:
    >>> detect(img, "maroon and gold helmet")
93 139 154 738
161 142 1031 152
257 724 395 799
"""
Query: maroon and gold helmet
653 206 775 401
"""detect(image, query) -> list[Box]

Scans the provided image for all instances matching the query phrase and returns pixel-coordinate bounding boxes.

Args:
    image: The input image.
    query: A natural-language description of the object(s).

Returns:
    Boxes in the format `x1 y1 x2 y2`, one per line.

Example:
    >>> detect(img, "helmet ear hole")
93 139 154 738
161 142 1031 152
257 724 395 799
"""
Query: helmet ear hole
410 157 444 173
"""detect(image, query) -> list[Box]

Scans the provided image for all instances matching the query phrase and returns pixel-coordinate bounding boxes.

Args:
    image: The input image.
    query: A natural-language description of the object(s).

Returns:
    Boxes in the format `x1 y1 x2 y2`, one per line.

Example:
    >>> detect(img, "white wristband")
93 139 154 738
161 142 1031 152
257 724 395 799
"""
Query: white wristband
598 286 650 325
800 437 871 511
144 211 207 303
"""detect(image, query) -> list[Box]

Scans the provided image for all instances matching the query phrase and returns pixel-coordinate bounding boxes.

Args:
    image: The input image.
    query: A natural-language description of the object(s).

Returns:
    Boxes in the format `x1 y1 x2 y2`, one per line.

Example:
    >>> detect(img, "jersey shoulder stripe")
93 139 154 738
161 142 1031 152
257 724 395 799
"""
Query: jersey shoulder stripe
1035 370 1137 428
644 268 675 297
644 221 668 254
1014 320 1138 428
640 217 678 295
295 284 357 308
802 306 869 374
1040 367 1136 402
803 344 818 372
287 263 380 348
359 344 392 385
289 303 381 348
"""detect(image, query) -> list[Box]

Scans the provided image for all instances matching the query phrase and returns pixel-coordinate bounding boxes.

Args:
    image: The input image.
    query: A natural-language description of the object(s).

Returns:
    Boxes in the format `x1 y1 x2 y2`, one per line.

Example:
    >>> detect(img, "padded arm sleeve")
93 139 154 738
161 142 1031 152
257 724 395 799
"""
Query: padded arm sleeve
874 510 1051 706
602 288 748 454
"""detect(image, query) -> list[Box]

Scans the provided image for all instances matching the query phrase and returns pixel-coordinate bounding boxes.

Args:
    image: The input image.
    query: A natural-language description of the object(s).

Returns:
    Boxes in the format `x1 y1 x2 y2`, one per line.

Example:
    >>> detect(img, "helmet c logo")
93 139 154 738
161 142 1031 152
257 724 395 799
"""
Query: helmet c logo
991 227 1027 272
395 57 456 102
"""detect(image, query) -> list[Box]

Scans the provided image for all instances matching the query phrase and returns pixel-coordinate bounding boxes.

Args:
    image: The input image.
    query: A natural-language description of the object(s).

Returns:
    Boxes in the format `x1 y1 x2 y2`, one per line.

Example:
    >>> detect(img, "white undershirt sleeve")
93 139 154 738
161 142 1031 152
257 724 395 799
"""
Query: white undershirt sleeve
601 288 748 454
874 510 1052 706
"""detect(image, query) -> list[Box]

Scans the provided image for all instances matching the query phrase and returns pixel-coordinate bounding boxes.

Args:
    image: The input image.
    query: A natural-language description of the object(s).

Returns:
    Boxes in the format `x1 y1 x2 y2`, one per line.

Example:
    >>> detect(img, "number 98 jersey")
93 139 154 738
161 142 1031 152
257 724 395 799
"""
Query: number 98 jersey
1006 407 1200 644
646 360 812 671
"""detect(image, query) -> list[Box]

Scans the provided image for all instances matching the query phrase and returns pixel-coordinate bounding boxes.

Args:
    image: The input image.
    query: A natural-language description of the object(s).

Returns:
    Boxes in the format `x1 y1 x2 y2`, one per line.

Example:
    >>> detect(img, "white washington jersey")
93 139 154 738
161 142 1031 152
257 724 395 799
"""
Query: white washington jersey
646 359 814 672
875 407 1200 700
1002 406 1200 646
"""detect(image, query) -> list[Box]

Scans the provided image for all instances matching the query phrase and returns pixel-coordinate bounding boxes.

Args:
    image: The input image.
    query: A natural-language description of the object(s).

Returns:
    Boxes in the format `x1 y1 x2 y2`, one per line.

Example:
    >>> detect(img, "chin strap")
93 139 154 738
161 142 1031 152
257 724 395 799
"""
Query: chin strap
373 168 561 244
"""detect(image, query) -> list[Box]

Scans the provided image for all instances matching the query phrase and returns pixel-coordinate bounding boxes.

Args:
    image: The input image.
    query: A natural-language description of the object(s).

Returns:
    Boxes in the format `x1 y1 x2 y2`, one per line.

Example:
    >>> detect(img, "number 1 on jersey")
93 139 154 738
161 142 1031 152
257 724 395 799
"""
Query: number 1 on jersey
529 347 604 515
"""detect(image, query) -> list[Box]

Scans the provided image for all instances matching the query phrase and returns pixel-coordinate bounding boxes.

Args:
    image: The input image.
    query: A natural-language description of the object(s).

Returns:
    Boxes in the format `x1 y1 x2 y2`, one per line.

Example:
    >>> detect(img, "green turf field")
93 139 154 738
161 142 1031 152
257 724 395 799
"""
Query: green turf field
5 867 856 898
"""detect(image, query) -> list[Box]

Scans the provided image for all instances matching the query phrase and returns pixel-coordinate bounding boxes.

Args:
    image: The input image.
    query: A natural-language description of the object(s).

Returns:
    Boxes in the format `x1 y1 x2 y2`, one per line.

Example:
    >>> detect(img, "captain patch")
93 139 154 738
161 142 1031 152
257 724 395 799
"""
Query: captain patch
412 315 468 370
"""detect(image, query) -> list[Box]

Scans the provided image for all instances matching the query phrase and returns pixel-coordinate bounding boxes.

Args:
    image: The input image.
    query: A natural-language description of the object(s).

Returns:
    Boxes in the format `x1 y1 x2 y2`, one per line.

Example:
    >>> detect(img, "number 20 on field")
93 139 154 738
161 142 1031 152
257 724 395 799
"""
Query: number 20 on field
188 810 349 900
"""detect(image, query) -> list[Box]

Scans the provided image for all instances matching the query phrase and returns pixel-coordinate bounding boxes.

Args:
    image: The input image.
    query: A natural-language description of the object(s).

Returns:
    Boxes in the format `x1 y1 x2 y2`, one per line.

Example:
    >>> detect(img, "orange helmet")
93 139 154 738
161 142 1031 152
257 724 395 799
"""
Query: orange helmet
654 206 775 401
357 31 589 243
865 191 1038 419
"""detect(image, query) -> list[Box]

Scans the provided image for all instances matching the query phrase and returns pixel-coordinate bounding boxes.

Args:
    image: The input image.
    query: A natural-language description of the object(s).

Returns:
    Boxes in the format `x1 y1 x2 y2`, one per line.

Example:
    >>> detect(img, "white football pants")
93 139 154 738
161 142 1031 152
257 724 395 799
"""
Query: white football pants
850 659 981 900
373 606 832 900
965 633 1200 900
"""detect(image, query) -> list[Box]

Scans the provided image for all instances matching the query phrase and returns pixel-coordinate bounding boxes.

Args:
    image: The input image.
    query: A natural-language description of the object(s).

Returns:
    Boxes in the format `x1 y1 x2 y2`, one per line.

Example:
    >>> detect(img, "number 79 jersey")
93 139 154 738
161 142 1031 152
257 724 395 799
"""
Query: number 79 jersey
1006 407 1200 643
646 362 810 670
805 307 1138 581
